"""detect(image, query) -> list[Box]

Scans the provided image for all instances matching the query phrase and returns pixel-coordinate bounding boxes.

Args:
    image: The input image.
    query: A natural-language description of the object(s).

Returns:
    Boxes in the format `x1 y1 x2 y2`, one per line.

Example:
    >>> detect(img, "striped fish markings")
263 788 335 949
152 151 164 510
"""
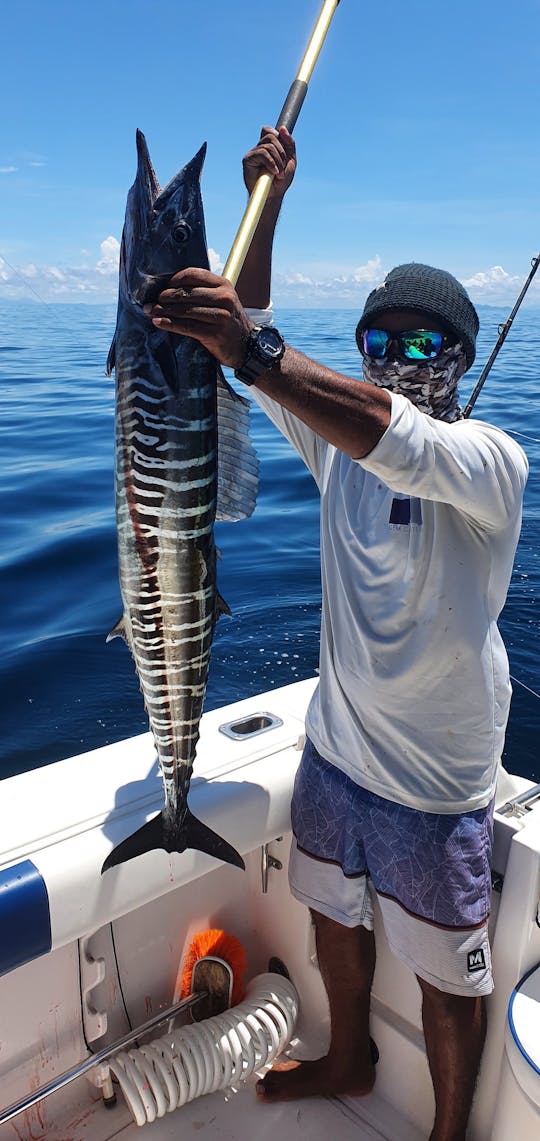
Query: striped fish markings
102 131 257 873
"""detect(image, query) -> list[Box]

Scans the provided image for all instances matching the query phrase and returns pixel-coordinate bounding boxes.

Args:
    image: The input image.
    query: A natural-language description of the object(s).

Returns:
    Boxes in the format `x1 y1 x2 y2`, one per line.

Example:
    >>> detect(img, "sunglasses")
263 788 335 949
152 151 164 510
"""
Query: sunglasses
360 328 454 362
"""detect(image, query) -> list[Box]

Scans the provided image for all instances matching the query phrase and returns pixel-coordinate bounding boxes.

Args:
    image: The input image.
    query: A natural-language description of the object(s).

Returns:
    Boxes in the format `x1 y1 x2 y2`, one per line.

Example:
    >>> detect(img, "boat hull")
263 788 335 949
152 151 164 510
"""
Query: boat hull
0 678 539 1140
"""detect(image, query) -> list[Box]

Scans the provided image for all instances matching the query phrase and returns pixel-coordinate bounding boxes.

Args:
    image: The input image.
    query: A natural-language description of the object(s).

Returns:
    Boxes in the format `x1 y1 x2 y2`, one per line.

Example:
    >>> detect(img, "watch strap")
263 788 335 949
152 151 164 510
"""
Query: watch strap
234 355 267 386
235 326 285 386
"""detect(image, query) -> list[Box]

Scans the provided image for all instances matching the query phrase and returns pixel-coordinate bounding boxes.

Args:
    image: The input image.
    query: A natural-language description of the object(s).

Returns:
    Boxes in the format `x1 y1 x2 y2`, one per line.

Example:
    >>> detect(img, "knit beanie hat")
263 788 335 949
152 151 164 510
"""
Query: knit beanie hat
356 263 479 369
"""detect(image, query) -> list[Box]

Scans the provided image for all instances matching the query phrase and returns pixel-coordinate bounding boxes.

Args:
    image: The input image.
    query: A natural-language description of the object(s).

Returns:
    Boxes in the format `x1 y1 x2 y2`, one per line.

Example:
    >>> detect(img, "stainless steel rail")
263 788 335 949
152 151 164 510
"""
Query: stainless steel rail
498 782 540 818
0 990 204 1126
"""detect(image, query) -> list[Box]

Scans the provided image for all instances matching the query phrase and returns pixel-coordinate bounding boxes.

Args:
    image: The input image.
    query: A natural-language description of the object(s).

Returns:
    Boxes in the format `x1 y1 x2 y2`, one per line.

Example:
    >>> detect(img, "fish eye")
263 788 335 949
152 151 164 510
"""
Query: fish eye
172 222 191 244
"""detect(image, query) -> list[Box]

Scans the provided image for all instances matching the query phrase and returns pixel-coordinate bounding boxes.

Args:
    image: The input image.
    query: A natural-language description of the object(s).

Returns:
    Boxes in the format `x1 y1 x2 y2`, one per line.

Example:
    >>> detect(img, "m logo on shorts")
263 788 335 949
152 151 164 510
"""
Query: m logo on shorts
467 948 486 973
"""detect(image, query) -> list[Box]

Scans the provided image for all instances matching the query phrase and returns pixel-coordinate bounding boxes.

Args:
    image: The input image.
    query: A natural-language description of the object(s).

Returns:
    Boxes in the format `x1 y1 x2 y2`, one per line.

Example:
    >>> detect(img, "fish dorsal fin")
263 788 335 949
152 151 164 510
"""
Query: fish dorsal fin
216 369 259 522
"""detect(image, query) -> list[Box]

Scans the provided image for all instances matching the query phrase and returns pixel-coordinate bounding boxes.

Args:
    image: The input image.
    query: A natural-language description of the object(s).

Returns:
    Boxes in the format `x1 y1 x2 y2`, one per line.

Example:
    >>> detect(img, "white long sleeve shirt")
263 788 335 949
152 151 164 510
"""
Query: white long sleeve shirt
245 312 528 812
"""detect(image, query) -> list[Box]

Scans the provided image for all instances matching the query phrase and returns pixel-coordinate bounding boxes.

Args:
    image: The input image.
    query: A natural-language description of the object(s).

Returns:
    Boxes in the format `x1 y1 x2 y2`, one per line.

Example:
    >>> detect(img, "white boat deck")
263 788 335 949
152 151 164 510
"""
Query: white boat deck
110 1078 424 1141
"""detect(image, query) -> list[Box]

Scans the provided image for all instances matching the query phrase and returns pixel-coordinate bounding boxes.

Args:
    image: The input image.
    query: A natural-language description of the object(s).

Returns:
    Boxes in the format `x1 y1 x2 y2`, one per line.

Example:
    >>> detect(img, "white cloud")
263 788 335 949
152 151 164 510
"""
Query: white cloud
0 238 222 303
208 247 223 273
19 262 39 278
352 256 385 284
272 256 386 306
1 246 538 308
0 152 45 174
461 265 526 303
17 150 48 168
0 240 121 302
96 235 121 274
271 258 540 308
282 271 314 286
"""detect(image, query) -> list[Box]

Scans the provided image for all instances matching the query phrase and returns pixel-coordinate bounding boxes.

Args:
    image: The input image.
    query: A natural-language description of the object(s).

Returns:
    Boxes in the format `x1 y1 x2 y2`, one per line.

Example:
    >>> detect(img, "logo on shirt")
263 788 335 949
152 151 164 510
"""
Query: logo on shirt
389 497 422 527
467 948 487 973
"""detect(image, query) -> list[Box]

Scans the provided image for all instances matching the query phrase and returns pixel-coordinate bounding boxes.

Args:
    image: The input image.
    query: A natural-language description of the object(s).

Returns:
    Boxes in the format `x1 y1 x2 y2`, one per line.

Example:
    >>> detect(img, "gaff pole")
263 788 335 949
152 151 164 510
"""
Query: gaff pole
222 0 341 287
463 252 540 418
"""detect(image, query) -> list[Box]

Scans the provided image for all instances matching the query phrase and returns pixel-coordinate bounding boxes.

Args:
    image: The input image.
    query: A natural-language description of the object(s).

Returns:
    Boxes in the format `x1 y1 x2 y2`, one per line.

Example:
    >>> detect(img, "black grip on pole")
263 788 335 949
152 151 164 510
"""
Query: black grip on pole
275 80 308 132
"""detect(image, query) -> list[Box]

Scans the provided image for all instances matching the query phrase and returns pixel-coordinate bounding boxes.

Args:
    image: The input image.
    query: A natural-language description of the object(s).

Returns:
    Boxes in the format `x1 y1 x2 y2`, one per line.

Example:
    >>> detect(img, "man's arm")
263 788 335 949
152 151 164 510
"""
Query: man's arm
146 126 389 460
235 126 296 310
146 268 391 460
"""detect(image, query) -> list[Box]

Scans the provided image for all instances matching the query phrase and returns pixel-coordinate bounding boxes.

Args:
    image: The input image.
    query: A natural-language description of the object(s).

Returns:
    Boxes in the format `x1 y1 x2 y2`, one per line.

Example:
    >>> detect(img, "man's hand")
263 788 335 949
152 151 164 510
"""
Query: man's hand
145 268 253 369
242 126 296 200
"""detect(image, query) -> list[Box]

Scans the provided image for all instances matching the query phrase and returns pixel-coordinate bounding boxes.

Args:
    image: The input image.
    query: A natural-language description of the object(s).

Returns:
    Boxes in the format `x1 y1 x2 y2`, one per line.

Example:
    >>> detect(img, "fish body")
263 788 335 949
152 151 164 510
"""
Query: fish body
102 132 257 873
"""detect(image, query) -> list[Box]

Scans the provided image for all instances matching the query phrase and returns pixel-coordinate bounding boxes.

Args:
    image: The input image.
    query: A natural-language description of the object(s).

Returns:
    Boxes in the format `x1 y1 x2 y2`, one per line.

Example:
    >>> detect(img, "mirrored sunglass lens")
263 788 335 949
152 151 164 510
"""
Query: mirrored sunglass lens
363 329 389 358
401 331 443 360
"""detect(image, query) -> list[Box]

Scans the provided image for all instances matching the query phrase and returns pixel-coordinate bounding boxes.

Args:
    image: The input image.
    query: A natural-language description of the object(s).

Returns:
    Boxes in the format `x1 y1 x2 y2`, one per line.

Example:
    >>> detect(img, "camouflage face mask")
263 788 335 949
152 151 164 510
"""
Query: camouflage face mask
362 341 468 422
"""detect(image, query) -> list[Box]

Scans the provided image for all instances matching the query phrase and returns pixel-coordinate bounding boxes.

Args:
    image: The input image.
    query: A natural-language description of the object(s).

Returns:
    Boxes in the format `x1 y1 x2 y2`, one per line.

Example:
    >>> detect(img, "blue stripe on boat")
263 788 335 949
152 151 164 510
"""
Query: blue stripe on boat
0 860 51 976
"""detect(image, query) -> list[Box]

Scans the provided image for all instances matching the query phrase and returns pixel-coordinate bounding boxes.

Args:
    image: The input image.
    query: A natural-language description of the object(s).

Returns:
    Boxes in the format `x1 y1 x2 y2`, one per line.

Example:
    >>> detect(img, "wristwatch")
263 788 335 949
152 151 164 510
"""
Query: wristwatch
234 325 286 385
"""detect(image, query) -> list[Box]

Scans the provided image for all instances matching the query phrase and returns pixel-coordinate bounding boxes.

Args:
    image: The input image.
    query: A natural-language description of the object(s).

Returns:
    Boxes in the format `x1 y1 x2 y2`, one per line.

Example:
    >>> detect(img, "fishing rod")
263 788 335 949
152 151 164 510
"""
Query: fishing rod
222 0 341 286
463 251 540 418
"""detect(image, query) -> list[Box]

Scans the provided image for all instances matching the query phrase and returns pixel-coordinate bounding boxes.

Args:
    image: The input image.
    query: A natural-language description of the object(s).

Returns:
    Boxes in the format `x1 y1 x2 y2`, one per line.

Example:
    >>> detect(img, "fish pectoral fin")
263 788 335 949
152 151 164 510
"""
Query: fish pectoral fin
106 330 117 376
216 367 259 523
101 809 245 873
106 615 130 645
216 590 232 619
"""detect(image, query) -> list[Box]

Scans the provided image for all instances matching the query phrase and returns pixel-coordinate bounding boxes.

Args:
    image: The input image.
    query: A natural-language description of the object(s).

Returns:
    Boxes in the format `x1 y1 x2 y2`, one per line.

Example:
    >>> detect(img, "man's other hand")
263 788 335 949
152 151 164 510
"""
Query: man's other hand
242 125 296 200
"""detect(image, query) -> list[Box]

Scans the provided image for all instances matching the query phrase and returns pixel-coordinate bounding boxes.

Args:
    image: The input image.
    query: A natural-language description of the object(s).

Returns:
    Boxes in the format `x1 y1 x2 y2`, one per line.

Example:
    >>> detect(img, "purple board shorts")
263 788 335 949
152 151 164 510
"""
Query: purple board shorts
292 737 494 927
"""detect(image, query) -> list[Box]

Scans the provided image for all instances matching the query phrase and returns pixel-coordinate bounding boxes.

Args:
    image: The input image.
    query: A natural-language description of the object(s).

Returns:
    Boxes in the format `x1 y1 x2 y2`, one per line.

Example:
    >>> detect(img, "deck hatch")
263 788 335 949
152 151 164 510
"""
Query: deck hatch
0 859 51 976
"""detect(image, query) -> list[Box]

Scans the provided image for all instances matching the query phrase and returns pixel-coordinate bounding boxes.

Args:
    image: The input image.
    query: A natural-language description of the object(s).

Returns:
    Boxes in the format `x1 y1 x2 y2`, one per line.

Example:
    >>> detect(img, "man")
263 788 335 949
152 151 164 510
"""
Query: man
146 128 528 1141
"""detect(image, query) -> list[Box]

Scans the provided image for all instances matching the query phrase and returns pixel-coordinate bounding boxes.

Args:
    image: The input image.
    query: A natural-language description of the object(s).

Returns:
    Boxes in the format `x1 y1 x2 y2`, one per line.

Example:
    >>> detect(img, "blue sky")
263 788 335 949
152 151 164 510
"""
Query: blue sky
1 0 539 307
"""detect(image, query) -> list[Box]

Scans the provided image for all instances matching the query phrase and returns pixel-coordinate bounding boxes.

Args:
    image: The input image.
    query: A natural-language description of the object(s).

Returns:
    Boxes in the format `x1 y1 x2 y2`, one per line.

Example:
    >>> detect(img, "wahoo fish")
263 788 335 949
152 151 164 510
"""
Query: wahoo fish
102 131 257 873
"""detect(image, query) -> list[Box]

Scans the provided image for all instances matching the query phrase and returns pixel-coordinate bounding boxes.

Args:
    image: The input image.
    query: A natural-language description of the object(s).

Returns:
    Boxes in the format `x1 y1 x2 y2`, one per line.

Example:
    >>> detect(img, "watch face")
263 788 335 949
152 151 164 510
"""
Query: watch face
257 327 284 357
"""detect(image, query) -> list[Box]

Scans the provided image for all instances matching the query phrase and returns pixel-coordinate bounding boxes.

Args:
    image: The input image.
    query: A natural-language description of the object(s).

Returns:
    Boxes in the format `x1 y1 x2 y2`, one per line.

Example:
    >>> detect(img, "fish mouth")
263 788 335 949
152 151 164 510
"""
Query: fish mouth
125 131 208 307
154 141 207 210
135 129 207 214
134 270 175 308
135 128 161 208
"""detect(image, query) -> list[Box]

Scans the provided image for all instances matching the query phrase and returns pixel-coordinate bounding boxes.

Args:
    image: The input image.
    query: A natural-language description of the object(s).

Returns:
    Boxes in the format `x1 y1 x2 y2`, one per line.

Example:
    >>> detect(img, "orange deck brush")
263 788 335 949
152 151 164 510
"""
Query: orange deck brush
177 929 248 1021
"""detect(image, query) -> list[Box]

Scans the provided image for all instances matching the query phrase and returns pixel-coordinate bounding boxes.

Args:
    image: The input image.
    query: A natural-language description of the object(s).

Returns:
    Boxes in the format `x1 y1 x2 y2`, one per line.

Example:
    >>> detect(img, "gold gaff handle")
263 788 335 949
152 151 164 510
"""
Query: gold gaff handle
222 0 341 287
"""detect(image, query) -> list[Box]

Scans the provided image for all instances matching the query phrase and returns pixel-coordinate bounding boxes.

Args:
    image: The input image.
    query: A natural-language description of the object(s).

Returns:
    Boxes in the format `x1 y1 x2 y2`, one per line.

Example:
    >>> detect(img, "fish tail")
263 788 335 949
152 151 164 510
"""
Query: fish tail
101 809 245 873
184 810 245 871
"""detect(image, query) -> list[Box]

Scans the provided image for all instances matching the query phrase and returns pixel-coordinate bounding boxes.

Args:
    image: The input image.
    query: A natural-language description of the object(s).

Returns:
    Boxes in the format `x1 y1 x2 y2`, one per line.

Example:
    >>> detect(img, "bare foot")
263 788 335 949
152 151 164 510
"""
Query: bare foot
256 1055 376 1102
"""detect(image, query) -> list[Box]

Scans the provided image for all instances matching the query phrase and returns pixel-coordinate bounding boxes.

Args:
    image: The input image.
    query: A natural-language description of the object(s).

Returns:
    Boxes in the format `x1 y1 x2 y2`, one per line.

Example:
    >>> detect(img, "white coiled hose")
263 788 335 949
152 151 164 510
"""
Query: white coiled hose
108 972 299 1127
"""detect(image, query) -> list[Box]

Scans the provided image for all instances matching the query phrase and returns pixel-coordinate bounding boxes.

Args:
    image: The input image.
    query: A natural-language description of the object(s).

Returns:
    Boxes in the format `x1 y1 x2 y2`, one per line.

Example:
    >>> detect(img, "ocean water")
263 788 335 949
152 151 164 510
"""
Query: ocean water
1 302 539 785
